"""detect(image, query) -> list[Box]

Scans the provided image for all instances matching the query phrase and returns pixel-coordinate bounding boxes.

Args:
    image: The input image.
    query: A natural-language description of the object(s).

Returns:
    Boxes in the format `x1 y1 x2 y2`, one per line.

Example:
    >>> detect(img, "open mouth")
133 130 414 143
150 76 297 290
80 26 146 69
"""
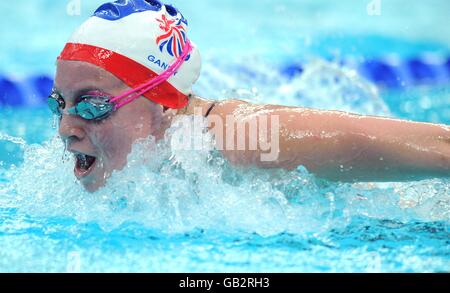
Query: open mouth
74 153 97 178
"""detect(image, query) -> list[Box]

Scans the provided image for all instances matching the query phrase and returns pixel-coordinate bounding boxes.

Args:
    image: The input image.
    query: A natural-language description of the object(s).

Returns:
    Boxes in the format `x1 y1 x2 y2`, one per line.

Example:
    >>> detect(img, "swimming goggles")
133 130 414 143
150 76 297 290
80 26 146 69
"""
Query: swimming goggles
48 40 193 121
48 92 114 121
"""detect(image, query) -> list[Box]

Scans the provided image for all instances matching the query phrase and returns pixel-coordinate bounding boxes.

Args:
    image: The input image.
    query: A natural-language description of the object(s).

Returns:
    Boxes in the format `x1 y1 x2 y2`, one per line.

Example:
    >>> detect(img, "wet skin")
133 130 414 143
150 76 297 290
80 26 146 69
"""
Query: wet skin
55 60 450 192
55 60 172 192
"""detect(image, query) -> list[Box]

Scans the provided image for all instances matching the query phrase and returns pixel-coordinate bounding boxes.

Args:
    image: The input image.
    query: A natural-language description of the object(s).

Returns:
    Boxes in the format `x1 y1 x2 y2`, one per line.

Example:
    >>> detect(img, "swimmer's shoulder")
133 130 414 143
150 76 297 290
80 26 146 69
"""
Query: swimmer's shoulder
183 96 306 119
180 96 250 118
204 98 250 118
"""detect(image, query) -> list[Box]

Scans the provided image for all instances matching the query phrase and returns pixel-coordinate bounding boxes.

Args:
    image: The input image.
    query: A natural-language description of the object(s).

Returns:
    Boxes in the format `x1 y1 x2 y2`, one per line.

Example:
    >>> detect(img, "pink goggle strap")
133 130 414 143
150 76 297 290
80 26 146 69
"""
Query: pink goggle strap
110 39 193 109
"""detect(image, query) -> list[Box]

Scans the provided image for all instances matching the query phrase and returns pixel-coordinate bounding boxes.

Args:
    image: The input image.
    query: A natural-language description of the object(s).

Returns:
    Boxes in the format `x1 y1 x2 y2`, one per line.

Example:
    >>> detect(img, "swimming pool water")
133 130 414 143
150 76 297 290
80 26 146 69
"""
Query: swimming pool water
2 0 450 74
1 98 448 272
0 0 449 272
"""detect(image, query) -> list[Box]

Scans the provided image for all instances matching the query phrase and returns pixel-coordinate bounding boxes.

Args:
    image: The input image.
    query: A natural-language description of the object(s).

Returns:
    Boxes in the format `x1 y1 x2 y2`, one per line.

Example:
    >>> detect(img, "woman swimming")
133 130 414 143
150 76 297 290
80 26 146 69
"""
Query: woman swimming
49 0 449 192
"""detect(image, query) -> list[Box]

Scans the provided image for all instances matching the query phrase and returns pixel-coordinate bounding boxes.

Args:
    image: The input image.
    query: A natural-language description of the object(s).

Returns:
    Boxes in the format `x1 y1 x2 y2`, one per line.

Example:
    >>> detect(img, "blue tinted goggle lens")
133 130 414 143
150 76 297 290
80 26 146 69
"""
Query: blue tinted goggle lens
47 94 115 121
68 96 114 120
47 92 65 116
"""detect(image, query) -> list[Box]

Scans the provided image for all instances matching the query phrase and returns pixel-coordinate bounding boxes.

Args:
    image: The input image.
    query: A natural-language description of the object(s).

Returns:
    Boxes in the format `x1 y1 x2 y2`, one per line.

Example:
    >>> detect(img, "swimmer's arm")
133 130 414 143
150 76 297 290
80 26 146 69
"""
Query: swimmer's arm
208 100 450 182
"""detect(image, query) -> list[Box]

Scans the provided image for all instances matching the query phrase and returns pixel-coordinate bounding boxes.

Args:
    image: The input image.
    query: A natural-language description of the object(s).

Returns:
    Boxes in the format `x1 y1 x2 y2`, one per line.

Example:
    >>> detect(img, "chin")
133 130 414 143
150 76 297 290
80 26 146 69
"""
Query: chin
81 177 106 193
78 162 126 193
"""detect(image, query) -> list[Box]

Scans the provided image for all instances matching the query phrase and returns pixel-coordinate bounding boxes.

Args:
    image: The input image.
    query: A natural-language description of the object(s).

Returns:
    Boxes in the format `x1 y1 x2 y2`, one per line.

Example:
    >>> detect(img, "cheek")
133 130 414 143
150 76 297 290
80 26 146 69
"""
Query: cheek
133 116 154 136
85 107 155 170
88 122 133 165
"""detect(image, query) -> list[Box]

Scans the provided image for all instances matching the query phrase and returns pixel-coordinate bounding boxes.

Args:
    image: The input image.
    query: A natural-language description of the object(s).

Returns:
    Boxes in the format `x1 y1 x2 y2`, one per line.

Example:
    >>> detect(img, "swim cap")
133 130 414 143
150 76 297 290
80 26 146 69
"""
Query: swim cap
58 0 201 109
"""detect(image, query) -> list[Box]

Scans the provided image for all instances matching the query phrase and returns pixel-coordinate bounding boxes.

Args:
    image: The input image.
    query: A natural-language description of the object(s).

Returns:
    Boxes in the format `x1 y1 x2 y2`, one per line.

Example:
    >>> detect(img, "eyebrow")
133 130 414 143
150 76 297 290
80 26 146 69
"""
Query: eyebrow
53 87 112 103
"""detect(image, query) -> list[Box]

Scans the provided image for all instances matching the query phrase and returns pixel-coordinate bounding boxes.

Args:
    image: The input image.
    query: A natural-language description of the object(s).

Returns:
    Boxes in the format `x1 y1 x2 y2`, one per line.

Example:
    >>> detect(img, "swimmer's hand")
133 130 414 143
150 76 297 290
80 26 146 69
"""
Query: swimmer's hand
207 100 450 182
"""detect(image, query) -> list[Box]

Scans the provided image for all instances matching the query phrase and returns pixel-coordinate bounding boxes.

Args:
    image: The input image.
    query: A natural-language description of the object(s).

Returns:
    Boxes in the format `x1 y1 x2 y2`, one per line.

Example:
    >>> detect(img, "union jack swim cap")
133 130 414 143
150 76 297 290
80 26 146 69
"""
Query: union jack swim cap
58 0 201 109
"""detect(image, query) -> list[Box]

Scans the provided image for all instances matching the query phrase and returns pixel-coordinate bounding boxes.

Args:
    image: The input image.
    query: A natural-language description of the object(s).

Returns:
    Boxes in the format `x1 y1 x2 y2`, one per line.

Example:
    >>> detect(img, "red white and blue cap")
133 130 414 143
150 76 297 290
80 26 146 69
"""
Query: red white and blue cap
58 0 201 109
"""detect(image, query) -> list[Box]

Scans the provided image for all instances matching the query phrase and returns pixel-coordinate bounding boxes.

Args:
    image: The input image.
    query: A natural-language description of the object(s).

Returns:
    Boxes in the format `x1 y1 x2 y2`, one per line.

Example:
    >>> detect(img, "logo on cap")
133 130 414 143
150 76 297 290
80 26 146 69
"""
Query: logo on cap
156 14 188 58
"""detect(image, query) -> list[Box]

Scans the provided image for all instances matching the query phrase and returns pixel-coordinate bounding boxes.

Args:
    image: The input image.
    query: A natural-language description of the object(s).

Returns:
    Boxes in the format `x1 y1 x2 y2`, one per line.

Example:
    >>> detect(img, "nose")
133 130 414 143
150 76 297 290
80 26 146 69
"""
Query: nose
58 113 86 142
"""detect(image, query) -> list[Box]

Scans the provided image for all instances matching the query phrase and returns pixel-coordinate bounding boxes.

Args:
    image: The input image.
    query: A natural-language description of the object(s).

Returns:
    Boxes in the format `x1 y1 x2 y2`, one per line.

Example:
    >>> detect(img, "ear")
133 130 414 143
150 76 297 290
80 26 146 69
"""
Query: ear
160 105 179 120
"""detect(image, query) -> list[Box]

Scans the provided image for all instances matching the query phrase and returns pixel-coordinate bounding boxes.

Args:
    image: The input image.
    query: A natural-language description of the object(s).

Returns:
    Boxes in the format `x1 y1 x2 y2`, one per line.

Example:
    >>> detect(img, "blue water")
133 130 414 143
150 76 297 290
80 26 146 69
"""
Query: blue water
0 0 449 272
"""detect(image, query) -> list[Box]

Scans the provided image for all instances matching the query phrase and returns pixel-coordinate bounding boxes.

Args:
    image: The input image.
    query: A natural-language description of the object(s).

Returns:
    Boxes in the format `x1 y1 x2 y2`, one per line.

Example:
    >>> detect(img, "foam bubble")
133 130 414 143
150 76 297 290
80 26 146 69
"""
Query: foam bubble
1 116 448 237
0 58 447 237
195 58 390 116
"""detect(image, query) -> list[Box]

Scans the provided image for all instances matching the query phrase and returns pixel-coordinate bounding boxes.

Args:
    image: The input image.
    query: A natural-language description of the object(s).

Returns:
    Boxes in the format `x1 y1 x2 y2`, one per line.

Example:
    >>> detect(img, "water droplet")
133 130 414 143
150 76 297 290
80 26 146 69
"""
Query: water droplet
52 114 58 129
61 139 71 163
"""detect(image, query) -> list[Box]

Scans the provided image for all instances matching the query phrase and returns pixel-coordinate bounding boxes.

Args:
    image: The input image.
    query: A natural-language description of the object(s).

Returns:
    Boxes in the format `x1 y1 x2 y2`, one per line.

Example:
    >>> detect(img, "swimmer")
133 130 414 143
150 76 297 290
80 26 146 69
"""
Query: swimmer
50 0 449 192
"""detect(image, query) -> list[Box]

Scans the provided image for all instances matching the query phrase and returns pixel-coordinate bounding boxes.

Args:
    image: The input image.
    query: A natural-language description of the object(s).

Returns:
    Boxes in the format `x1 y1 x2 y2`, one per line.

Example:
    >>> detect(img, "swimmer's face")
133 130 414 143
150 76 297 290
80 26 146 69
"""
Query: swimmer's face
54 61 166 192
